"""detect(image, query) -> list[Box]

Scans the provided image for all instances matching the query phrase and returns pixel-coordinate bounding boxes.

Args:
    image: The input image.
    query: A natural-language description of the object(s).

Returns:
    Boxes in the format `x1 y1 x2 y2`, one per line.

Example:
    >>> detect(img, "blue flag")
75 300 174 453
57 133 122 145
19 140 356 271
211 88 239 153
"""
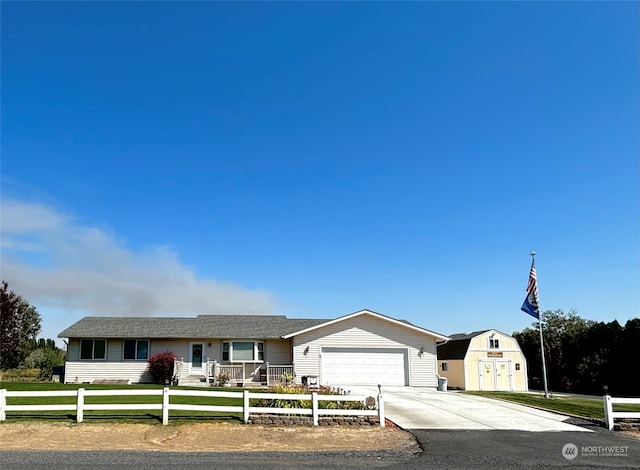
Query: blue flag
521 259 540 319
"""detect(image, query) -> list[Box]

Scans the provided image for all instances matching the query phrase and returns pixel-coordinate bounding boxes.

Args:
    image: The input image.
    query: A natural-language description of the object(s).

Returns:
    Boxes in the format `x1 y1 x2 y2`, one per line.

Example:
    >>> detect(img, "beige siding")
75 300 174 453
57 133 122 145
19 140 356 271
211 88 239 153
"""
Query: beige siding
67 339 80 361
265 339 292 365
150 340 190 361
438 359 465 389
464 330 528 391
107 340 121 361
292 314 439 387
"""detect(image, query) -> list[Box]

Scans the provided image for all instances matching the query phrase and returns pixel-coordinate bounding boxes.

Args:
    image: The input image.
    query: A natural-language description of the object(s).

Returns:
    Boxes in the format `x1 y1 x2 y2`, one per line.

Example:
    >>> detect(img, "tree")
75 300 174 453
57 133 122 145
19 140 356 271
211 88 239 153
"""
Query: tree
514 309 594 392
23 347 66 379
0 281 41 370
514 310 639 396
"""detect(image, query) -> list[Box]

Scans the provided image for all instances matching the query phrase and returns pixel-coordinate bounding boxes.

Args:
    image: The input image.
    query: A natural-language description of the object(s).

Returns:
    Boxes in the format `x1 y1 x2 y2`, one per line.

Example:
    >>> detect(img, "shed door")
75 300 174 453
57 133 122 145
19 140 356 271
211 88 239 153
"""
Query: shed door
321 347 408 386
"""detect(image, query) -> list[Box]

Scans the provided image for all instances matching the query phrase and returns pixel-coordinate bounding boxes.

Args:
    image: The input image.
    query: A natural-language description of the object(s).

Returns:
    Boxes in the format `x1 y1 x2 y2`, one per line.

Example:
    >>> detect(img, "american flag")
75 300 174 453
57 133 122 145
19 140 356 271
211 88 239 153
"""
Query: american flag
521 259 540 319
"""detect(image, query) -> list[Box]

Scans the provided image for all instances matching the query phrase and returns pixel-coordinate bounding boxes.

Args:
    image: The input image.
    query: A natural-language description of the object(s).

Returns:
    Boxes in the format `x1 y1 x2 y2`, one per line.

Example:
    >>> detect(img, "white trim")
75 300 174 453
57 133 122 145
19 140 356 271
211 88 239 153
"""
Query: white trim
189 342 205 375
282 309 449 341
80 339 108 361
319 345 410 386
221 340 265 363
478 358 513 391
123 339 150 361
467 348 522 353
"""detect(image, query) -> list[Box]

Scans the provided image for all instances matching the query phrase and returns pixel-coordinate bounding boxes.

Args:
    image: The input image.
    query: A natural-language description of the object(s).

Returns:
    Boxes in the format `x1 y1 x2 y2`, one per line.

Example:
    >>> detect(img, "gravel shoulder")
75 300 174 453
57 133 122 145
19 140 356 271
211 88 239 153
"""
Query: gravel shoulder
0 422 420 453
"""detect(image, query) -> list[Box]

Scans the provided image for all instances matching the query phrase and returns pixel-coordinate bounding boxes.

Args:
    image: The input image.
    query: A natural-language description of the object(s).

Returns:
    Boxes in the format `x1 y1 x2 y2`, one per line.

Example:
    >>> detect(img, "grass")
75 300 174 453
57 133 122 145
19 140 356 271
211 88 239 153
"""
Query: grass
0 382 244 424
463 391 640 421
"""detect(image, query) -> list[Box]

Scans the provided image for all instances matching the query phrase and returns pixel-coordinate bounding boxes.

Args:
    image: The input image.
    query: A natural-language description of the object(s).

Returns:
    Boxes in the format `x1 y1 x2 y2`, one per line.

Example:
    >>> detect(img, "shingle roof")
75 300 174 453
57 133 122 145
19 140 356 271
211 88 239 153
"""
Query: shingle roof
58 315 329 339
437 330 490 360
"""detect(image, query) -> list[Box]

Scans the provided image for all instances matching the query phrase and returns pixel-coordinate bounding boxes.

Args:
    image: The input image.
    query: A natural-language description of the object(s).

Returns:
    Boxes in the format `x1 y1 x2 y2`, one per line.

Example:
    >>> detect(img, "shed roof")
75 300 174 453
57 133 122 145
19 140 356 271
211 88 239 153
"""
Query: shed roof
436 329 490 360
58 315 329 339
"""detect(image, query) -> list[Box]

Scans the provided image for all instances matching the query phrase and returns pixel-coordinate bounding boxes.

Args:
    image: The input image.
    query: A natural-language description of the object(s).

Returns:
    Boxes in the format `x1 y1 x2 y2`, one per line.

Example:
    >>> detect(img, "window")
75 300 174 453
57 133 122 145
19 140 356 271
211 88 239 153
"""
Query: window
489 338 500 349
441 362 448 372
124 340 149 360
80 339 106 360
221 341 264 362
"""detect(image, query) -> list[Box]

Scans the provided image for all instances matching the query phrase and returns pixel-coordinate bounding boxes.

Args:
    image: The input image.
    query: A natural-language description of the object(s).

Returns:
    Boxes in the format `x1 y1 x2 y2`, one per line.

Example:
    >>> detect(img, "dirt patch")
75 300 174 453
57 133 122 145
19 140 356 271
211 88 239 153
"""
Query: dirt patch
0 422 419 452
619 430 640 441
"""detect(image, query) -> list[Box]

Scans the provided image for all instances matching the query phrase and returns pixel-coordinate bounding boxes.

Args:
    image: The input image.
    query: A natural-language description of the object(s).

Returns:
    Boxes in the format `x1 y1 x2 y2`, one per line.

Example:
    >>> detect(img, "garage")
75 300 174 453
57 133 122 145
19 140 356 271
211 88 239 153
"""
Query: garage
321 347 408 386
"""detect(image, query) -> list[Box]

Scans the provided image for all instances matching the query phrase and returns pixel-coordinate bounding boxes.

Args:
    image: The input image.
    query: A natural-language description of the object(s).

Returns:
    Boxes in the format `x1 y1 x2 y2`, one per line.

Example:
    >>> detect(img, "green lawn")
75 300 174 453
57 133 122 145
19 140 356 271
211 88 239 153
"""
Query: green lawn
463 391 640 421
0 382 244 423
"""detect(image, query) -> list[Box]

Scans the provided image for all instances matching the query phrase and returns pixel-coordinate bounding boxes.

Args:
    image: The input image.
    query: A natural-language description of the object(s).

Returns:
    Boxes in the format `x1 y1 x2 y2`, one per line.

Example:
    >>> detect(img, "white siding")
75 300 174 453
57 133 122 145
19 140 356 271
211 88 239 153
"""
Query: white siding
64 361 152 383
65 338 192 383
65 337 292 383
292 314 439 387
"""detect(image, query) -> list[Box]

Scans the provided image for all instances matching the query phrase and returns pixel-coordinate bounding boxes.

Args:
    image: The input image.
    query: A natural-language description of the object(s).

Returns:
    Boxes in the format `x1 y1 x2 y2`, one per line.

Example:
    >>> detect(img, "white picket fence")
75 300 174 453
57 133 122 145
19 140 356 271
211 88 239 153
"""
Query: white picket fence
0 388 384 427
603 394 640 430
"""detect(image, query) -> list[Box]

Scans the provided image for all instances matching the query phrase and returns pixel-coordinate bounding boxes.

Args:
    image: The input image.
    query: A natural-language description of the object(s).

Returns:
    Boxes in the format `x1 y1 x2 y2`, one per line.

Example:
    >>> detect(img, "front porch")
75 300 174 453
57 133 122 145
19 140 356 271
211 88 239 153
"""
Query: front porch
173 358 294 388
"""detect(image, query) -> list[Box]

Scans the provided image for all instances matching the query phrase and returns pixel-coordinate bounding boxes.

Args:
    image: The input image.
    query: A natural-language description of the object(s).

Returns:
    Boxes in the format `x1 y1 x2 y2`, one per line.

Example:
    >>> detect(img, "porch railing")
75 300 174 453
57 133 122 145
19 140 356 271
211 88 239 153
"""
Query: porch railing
206 361 295 387
172 358 186 385
266 364 294 386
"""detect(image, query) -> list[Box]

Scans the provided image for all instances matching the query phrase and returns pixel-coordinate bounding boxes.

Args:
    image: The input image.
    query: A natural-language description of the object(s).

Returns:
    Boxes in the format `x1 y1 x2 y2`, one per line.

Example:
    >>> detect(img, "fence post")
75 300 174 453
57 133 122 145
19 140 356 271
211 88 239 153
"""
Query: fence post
0 389 6 421
162 387 170 425
76 388 84 423
312 392 318 426
378 392 385 427
243 390 250 424
603 394 614 430
265 362 270 387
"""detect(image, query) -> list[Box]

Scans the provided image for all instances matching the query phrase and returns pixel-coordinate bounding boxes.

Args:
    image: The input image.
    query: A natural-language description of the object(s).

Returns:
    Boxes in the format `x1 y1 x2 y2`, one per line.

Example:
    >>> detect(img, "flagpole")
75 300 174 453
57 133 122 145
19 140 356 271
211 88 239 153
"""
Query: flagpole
531 251 550 398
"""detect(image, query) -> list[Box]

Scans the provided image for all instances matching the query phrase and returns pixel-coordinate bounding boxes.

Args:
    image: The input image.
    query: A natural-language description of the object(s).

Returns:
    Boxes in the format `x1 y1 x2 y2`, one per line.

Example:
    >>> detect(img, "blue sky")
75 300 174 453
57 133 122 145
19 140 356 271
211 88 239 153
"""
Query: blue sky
1 2 638 344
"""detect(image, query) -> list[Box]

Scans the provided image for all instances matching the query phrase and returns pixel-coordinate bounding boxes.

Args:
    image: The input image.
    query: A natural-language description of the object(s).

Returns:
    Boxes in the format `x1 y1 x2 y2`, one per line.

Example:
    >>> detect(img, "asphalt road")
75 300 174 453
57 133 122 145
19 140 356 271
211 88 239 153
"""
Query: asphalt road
2 423 637 470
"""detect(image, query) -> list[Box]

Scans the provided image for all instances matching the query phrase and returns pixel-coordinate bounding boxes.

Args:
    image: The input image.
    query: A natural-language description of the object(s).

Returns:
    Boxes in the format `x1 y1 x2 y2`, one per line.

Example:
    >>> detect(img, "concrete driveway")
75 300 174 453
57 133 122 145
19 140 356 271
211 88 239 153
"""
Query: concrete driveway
346 386 593 432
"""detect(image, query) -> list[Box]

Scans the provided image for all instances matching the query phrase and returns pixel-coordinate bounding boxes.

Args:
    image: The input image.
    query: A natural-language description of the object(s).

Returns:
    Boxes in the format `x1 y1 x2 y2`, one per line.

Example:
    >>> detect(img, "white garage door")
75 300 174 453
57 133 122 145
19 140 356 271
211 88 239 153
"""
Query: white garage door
321 347 408 386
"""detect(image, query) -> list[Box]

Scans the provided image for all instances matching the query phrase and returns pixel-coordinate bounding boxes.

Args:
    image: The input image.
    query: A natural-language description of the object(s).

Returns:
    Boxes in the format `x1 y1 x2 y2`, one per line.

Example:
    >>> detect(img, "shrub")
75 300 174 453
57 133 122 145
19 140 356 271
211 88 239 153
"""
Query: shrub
216 372 231 386
147 351 176 384
249 384 368 410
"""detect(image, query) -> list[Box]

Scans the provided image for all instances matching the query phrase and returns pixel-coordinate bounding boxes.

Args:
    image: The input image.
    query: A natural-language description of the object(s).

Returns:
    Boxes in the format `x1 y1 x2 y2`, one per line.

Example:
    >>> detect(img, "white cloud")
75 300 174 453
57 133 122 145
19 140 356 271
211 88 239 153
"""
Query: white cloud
0 198 277 318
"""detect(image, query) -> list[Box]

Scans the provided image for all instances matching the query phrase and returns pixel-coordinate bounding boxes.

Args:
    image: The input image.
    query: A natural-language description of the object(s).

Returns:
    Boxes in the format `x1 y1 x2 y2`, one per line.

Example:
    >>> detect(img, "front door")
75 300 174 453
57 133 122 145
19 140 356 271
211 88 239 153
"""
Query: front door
190 343 204 375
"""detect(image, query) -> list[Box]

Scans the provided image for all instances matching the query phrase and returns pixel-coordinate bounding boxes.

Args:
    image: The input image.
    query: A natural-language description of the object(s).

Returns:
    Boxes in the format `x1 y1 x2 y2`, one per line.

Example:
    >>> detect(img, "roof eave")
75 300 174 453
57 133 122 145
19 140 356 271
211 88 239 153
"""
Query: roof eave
282 309 449 341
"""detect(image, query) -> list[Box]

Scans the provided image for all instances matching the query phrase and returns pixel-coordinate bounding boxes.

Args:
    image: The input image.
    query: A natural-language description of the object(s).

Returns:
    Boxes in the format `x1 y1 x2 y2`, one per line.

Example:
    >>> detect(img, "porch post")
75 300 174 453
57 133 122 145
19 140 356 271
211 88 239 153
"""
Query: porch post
266 362 270 387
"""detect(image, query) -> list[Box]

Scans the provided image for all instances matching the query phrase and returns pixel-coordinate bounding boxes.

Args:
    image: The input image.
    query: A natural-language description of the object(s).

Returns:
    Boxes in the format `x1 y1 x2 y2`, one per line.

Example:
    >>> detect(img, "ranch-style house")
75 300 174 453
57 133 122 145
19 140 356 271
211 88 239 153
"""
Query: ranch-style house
58 309 449 388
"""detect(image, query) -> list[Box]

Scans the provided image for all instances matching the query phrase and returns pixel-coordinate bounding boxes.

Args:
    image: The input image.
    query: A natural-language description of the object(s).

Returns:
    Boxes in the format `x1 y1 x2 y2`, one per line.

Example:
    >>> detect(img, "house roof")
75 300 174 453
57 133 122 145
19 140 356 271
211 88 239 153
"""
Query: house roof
281 309 449 341
58 315 329 340
436 329 490 360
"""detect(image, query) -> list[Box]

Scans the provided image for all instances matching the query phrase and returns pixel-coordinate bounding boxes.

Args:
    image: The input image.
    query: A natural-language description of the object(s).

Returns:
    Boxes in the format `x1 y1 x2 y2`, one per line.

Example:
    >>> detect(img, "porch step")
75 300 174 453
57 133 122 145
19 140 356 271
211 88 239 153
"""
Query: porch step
179 375 208 387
